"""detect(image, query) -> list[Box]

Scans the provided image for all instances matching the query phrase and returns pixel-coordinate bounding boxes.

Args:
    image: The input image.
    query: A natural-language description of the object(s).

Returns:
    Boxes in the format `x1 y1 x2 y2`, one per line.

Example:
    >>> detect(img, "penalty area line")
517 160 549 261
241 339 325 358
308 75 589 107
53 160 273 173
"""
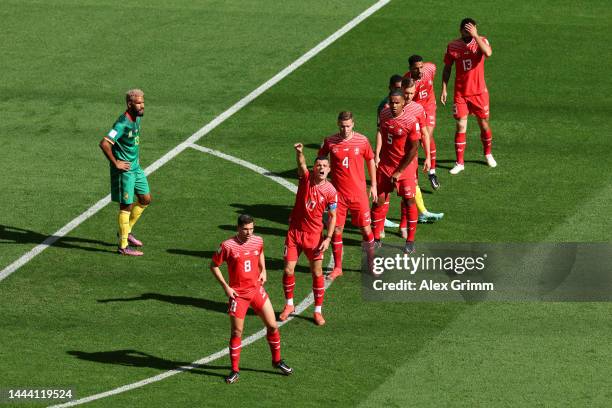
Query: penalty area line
48 147 335 408
0 0 390 283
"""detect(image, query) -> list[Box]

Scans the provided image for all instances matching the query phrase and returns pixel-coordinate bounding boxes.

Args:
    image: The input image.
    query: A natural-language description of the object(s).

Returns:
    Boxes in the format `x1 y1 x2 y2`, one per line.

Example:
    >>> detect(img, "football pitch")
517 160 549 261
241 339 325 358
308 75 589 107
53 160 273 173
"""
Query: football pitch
1 0 611 406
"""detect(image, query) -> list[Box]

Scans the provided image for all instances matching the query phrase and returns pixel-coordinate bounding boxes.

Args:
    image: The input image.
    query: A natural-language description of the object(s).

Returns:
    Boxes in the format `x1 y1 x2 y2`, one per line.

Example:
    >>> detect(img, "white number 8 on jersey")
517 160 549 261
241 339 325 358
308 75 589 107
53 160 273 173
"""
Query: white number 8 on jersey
244 260 251 272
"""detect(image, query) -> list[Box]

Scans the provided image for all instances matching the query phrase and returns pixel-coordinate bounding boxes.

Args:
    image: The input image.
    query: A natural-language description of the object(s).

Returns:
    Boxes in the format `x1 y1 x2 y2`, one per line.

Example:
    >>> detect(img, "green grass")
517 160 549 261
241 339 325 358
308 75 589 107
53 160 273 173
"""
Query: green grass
1 0 612 407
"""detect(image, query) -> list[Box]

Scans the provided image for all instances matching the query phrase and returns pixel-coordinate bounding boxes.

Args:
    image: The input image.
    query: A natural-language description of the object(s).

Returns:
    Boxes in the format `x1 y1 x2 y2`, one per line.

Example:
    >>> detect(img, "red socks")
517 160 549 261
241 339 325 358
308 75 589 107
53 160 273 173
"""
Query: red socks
400 200 408 229
455 132 466 165
283 274 295 300
407 201 418 242
229 336 241 371
332 232 343 270
481 129 492 155
312 275 325 307
430 135 437 169
266 329 281 364
371 195 390 240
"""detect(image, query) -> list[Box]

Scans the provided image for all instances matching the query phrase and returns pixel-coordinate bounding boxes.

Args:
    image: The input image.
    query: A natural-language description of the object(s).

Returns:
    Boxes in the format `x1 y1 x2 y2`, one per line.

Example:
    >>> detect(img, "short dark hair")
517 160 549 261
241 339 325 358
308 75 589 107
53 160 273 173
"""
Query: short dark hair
337 111 353 121
460 18 476 30
408 54 423 66
314 156 330 164
401 77 415 89
389 89 404 98
237 214 254 227
389 74 403 87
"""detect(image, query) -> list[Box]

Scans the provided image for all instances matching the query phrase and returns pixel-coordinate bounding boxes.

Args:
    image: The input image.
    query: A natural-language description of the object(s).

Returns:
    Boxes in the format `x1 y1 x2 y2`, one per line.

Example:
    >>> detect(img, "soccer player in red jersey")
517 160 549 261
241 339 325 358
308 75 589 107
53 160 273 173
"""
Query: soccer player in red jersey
404 55 440 189
280 144 337 326
211 214 293 384
371 89 421 254
441 17 496 174
318 111 377 280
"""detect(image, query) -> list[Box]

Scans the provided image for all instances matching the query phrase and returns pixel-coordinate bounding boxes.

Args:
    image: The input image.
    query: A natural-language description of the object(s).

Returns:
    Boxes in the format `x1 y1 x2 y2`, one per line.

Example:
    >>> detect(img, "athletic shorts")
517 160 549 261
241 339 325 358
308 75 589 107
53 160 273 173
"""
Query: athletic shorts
284 229 324 262
376 167 418 199
424 105 437 128
336 193 371 228
453 92 490 120
110 166 150 204
228 285 269 319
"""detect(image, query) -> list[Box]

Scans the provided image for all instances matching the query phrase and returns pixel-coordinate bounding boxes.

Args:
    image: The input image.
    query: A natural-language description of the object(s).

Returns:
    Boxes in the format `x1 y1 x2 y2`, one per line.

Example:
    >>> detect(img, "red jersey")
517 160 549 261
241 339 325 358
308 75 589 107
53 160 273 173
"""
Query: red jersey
403 62 437 108
212 235 264 294
402 101 427 133
318 132 374 199
444 36 490 97
377 106 421 179
289 169 337 234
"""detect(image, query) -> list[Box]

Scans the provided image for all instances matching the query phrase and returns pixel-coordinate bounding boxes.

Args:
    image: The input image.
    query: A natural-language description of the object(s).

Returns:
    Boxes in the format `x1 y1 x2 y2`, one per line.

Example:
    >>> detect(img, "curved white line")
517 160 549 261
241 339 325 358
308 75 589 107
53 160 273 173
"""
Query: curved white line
0 0 390 283
49 147 335 407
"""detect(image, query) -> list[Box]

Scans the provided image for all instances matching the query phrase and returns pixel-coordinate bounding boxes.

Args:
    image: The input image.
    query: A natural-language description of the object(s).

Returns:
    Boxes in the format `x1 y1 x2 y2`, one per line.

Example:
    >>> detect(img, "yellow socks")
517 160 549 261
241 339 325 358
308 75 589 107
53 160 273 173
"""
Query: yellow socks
129 203 148 231
118 210 131 248
415 186 427 214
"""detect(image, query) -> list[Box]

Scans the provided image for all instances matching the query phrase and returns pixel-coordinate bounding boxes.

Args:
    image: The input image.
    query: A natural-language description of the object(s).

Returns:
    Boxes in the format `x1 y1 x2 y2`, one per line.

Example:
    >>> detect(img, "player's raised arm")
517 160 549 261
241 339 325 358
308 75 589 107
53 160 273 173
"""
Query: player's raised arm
294 143 308 178
465 23 492 57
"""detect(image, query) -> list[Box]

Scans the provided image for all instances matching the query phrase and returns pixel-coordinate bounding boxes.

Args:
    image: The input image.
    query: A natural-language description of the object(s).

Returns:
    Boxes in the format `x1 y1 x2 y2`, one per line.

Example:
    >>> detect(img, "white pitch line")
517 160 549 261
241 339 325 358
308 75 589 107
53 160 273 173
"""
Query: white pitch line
189 144 298 193
49 147 335 408
0 0 390 283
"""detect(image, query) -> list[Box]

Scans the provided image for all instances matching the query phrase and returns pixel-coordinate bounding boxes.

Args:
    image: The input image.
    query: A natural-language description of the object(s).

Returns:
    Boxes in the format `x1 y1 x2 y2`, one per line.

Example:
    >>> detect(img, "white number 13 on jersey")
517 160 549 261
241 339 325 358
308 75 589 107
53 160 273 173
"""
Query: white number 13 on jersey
462 59 472 71
244 260 251 272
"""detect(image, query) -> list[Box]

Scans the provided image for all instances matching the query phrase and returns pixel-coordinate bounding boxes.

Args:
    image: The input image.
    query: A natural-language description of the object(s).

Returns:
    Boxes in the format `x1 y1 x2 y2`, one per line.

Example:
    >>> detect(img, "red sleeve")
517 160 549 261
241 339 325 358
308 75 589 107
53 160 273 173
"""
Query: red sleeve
326 186 338 208
299 168 310 181
409 121 421 142
363 139 374 160
318 139 329 157
211 242 227 267
443 46 453 66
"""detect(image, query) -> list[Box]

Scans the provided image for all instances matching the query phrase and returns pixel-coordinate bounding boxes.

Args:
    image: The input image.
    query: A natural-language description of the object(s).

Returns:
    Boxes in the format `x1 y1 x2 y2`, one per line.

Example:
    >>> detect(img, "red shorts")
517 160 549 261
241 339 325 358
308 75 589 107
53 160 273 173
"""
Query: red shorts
284 229 324 262
453 92 490 119
376 167 418 199
336 193 371 228
228 285 269 319
424 105 437 128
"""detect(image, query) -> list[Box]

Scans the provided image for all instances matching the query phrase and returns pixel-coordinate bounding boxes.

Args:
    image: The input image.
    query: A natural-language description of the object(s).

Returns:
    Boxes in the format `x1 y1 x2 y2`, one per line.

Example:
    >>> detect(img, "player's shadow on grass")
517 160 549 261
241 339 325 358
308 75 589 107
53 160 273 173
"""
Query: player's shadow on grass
229 203 292 226
0 225 115 253
166 249 215 259
67 350 282 377
97 293 255 315
435 159 487 170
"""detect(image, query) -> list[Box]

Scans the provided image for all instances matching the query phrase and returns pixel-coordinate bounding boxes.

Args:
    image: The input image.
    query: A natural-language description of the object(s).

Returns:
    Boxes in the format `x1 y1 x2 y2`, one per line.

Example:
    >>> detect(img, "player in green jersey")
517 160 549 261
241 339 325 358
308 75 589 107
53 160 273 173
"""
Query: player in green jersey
99 89 151 256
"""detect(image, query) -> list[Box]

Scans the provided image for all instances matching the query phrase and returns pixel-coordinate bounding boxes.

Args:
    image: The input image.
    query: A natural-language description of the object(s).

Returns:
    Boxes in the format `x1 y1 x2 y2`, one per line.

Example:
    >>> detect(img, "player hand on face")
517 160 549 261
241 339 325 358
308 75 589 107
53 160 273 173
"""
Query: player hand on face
224 285 238 300
115 160 131 171
465 22 478 37
294 143 304 153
